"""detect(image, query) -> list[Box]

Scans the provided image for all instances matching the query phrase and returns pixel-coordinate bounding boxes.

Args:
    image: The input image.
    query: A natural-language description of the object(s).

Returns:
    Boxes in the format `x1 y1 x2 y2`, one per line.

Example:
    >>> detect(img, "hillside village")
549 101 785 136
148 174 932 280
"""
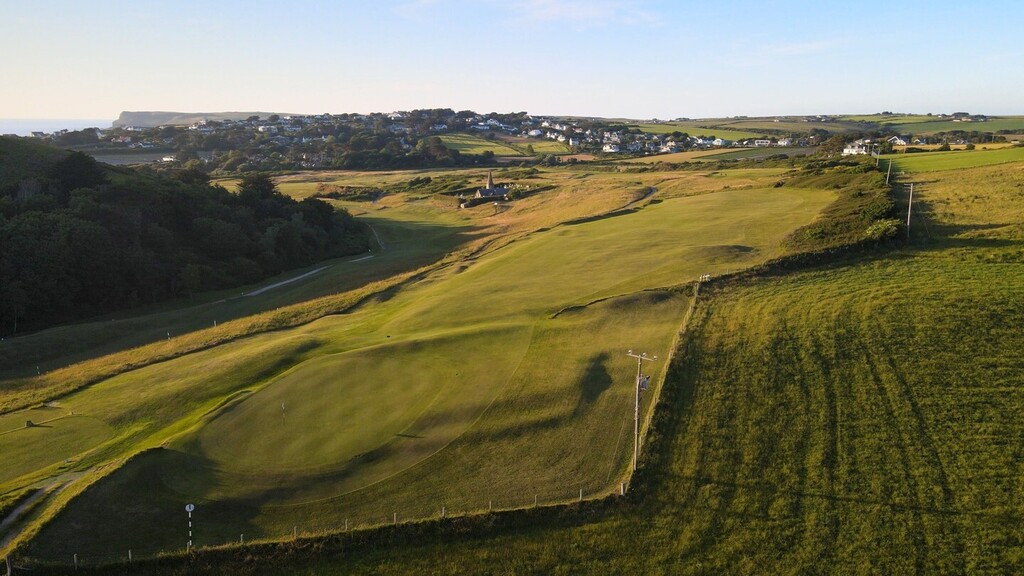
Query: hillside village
23 109 817 173
20 108 1019 173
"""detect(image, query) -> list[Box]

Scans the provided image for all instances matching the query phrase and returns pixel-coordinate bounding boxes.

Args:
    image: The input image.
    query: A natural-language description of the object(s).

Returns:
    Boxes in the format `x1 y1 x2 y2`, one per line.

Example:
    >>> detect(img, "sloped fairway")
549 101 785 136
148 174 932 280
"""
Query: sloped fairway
325 245 1020 575
19 178 837 562
142 157 1022 574
189 325 534 487
0 411 112 485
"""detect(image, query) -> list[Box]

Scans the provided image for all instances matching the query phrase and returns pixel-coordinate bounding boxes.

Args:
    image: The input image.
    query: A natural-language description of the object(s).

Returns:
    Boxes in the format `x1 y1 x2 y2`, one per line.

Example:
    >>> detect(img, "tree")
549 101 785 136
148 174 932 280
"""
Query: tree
47 152 108 196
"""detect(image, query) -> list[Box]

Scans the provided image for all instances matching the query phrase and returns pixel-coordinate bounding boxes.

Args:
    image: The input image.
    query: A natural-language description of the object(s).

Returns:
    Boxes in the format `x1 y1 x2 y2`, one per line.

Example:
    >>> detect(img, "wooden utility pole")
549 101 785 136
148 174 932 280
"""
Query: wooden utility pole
627 350 657 471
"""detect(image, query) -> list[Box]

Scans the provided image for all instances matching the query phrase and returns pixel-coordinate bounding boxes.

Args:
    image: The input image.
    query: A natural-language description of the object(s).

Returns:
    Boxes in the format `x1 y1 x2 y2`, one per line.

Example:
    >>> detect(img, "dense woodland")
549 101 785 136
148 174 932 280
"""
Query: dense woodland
0 139 369 334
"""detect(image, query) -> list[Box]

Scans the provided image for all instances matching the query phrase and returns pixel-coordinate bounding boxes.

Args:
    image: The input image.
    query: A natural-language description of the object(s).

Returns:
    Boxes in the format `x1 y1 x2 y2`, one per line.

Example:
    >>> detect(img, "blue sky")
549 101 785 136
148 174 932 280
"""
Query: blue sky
2 0 1022 120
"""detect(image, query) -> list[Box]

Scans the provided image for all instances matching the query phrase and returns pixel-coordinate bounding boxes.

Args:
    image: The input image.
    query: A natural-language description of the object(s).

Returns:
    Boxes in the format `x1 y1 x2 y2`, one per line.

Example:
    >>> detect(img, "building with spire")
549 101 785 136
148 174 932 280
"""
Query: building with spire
475 170 507 199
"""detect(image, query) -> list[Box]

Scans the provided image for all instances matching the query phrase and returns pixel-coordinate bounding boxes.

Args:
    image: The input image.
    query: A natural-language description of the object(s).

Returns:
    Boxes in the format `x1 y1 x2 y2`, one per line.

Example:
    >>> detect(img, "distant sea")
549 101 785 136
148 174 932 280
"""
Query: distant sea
0 118 113 136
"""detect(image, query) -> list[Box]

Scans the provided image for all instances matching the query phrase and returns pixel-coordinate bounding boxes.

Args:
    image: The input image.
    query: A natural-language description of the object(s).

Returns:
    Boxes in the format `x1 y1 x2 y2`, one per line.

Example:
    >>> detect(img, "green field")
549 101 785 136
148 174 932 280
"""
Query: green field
32 155 1024 575
884 117 1024 134
881 145 1024 172
1 164 842 563
620 147 815 164
437 133 524 156
632 123 766 141
507 137 572 155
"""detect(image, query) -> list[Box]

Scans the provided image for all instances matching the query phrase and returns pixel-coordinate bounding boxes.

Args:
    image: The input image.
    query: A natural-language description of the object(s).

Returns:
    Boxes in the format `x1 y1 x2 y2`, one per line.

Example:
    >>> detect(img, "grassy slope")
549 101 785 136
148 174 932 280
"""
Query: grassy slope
50 153 1024 574
633 123 765 141
0 198 473 389
438 134 524 156
881 145 1024 172
11 168 836 562
885 117 1024 135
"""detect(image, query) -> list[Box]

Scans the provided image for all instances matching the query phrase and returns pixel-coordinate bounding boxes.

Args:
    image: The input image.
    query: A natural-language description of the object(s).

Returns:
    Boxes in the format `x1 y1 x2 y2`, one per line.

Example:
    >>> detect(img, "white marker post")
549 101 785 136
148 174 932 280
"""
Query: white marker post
185 503 195 551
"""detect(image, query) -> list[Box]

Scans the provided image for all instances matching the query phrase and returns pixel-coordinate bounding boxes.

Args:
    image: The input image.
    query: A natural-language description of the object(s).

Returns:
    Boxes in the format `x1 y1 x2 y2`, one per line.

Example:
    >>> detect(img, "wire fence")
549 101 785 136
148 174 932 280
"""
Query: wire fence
16 482 630 569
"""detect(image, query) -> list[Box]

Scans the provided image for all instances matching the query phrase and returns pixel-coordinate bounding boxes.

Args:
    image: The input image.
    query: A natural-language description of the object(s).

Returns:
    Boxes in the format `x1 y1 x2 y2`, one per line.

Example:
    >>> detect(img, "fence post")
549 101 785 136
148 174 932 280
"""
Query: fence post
488 500 492 512
293 526 297 539
441 506 445 518
74 554 78 570
534 495 538 507
128 549 132 564
240 534 244 544
579 488 583 502
620 482 625 496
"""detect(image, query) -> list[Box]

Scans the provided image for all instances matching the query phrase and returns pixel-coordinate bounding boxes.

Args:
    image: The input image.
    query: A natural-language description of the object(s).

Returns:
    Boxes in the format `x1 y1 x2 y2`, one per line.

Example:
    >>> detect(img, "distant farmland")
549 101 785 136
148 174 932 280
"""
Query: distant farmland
882 145 1024 172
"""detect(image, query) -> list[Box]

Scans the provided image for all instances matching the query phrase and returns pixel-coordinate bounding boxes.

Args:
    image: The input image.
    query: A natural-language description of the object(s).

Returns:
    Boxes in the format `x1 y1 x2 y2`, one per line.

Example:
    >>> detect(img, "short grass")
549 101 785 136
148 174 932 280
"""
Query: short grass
437 134 524 156
881 145 1024 172
15 168 837 561
632 123 765 141
616 149 749 163
75 128 1024 576
884 116 1024 135
0 410 112 485
494 135 572 155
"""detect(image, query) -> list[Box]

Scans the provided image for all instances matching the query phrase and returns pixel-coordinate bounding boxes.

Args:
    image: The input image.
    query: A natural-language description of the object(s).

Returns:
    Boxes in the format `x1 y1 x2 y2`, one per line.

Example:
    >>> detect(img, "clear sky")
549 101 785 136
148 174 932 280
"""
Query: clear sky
2 0 1022 121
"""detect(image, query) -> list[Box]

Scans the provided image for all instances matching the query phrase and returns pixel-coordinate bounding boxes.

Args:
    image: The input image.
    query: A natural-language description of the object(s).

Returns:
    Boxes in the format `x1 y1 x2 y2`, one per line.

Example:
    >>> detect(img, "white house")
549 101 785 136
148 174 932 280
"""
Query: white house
842 143 870 155
887 135 911 146
602 143 620 153
777 138 792 147
527 129 544 137
754 139 772 147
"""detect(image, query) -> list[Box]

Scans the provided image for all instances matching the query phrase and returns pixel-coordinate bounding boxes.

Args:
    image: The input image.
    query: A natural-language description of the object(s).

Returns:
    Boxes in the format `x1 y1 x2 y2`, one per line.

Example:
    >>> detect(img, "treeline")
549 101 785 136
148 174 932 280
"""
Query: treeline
0 146 369 335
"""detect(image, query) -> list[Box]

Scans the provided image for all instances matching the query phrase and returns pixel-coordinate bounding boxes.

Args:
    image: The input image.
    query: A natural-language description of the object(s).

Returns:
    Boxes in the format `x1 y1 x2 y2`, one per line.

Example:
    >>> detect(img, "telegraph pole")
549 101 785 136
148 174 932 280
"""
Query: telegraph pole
627 350 657 472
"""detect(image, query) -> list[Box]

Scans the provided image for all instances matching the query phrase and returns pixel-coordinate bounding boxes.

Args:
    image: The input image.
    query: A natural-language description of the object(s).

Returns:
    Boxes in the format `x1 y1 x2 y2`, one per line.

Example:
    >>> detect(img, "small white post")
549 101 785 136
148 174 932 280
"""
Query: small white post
293 526 297 539
489 500 492 512
441 506 446 518
579 488 583 502
534 495 538 507
620 482 625 496
240 534 244 544
345 519 348 531
393 512 397 524
128 549 132 563
906 182 914 241
74 554 78 570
